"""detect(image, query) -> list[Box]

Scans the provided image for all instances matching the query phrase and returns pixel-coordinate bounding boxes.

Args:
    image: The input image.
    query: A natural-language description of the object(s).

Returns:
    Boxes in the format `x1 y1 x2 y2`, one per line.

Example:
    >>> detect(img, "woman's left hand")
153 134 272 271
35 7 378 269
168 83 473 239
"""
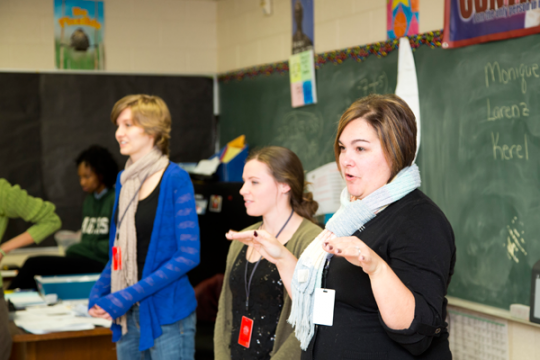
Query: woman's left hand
88 304 113 320
322 236 384 275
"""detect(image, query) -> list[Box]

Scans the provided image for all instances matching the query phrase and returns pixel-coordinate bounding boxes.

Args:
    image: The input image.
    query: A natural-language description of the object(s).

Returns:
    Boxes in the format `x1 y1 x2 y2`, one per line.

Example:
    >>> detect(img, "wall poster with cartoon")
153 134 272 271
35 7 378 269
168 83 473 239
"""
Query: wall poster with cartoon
54 0 105 70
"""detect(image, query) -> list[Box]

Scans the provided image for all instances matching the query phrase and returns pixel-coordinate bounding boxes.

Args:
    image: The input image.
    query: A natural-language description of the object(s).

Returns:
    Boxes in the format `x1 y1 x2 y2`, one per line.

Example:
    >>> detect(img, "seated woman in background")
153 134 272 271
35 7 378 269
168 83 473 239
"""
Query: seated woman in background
88 94 200 360
8 145 118 290
215 146 322 360
227 94 456 359
0 179 61 359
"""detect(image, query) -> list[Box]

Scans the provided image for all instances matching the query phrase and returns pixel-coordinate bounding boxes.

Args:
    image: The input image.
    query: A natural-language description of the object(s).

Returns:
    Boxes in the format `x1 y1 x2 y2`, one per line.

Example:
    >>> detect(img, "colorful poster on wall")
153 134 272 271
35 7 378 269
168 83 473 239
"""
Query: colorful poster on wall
443 0 540 48
387 0 419 39
54 0 105 70
292 0 314 54
289 50 317 108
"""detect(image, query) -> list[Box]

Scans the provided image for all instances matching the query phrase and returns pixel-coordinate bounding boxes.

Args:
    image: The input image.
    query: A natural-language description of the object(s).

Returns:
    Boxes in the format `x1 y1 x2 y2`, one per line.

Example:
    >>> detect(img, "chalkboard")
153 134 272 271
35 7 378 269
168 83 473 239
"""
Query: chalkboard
415 34 540 309
0 73 215 246
219 33 540 310
219 51 398 172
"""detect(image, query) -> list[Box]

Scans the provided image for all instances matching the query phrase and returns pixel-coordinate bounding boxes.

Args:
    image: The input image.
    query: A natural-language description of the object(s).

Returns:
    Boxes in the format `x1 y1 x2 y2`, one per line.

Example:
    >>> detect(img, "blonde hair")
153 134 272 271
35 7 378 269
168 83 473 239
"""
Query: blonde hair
247 146 319 223
110 94 171 156
334 94 417 179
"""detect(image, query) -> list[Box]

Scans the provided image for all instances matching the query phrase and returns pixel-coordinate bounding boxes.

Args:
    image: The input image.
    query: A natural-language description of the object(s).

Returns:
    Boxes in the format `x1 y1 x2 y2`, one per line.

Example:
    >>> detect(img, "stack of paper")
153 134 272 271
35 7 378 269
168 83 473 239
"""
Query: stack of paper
12 301 112 334
191 135 246 176
5 291 47 309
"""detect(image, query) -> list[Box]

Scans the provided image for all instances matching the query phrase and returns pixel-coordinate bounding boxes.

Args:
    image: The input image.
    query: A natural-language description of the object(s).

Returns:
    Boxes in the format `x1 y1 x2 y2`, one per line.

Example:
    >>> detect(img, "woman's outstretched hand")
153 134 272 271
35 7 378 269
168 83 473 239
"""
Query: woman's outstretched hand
322 236 385 275
225 229 288 264
226 229 299 297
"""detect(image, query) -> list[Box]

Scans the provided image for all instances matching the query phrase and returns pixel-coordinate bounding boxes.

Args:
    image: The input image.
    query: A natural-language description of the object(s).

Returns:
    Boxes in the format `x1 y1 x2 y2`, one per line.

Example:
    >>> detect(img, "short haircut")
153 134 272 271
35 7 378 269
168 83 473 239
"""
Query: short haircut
75 145 119 189
334 94 417 179
110 94 171 156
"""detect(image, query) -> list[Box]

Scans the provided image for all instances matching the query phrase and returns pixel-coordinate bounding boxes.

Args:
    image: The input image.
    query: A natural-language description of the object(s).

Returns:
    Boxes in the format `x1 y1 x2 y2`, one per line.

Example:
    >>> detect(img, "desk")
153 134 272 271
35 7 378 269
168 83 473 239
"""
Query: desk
9 321 116 360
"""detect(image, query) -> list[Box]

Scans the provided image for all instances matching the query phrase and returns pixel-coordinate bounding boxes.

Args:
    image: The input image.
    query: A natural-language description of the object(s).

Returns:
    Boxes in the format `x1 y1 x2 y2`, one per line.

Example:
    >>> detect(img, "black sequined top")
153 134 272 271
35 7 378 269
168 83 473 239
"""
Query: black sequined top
229 245 284 360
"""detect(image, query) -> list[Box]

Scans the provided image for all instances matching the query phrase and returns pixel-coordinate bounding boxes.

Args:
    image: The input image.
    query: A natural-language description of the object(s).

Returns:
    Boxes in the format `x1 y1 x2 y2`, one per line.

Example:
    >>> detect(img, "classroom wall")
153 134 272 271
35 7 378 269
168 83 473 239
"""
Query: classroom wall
0 0 217 74
0 0 444 74
216 0 445 73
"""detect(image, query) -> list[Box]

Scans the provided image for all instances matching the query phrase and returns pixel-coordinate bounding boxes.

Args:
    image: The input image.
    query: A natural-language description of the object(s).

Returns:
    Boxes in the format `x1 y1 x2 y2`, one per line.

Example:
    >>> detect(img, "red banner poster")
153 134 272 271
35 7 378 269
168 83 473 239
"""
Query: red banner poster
444 0 540 48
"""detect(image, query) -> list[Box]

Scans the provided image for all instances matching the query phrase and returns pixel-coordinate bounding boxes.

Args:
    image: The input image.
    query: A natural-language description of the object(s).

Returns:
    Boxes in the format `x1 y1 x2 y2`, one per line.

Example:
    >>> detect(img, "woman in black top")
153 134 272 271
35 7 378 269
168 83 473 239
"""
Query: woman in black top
227 94 456 359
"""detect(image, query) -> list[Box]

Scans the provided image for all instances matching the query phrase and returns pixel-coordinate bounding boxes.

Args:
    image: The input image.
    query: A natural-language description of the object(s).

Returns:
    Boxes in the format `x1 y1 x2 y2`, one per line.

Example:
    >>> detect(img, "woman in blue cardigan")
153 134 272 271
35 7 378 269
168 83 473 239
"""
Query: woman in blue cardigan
88 94 200 360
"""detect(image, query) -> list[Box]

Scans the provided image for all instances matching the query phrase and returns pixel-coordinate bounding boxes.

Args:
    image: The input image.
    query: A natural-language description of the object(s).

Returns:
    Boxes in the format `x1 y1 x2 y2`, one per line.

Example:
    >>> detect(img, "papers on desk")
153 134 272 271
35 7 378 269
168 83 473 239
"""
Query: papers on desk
191 157 220 176
12 301 112 335
5 291 47 308
306 162 346 216
0 270 18 278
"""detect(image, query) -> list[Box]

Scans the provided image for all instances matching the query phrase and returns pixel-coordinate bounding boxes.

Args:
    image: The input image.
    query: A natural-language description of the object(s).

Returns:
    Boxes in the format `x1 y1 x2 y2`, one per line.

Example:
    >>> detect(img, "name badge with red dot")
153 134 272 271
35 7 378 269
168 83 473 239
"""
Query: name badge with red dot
238 316 254 348
112 246 122 271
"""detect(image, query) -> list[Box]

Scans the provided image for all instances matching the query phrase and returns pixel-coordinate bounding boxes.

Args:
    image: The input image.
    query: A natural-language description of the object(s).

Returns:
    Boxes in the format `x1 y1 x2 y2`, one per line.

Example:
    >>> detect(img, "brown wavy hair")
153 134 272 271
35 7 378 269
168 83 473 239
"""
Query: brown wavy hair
334 94 417 179
247 146 318 223
110 94 171 156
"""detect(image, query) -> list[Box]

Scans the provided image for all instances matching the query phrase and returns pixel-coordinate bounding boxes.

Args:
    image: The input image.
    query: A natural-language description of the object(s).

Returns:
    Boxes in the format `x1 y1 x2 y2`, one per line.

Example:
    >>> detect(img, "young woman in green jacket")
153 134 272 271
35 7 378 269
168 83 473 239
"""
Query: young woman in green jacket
0 179 61 360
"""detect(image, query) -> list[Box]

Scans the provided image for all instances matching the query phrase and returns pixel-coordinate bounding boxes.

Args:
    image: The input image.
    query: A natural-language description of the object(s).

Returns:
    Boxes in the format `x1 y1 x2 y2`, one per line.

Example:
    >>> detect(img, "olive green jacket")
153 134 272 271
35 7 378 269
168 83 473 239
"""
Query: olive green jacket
0 179 61 287
214 218 322 360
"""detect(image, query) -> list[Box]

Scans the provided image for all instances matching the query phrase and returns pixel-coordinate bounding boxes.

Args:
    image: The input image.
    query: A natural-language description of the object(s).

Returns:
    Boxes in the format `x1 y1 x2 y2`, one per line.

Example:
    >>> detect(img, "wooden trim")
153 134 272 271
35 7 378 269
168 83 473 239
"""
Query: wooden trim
11 327 112 343
448 296 540 329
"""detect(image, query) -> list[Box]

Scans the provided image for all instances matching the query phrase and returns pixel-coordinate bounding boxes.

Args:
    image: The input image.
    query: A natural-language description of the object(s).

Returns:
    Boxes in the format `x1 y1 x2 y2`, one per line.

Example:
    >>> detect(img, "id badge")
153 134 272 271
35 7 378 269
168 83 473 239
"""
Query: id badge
112 246 122 271
312 288 335 326
238 316 254 348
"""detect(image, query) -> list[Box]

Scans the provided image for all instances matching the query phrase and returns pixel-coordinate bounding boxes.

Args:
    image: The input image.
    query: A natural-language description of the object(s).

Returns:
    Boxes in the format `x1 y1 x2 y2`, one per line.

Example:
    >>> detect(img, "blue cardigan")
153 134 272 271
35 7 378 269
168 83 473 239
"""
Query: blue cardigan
88 163 200 351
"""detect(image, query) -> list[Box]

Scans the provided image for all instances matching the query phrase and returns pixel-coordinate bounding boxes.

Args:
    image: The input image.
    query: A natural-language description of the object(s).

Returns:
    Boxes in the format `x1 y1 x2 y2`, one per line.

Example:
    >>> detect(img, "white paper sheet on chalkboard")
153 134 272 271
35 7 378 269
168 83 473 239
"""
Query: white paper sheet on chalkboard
306 162 346 216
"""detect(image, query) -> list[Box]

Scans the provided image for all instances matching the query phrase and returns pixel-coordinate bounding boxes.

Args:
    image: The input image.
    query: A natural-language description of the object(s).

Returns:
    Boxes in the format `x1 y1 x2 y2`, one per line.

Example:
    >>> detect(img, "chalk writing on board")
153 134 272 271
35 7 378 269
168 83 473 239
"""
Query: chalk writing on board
486 99 530 121
491 133 529 161
275 110 332 170
356 72 389 97
505 216 527 263
485 61 540 94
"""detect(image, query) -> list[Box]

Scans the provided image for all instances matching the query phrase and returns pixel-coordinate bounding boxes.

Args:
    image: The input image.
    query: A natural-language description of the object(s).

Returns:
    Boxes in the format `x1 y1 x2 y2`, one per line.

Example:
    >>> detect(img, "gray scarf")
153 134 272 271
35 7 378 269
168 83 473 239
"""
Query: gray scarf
111 146 169 334
288 164 421 349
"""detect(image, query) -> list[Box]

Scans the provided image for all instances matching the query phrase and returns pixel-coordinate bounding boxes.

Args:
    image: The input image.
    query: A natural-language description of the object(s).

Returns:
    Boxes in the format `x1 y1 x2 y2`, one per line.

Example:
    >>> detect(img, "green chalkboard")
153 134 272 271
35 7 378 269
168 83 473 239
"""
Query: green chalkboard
219 51 398 172
415 34 540 310
219 33 540 310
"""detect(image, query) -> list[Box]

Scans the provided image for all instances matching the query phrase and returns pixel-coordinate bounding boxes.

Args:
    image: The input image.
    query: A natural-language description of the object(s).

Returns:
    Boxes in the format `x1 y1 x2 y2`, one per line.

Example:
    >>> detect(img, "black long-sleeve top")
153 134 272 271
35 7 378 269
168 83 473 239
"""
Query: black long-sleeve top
302 190 456 360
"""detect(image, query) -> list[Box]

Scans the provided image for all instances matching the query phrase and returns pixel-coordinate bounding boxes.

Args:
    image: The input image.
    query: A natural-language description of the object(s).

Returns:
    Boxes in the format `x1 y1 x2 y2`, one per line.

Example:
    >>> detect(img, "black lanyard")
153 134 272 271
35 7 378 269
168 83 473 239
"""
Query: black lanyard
244 209 294 311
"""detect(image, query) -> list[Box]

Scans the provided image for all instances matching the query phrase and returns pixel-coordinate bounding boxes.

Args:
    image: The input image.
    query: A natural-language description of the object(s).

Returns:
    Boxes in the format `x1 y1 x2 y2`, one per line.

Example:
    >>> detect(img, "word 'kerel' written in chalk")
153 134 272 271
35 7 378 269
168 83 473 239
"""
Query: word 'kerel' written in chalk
491 133 528 161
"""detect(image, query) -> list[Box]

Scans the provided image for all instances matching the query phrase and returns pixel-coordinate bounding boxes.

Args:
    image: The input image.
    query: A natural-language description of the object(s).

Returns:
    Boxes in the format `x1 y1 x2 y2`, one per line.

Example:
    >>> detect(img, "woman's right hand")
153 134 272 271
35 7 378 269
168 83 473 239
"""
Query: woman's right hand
225 229 288 265
88 304 112 320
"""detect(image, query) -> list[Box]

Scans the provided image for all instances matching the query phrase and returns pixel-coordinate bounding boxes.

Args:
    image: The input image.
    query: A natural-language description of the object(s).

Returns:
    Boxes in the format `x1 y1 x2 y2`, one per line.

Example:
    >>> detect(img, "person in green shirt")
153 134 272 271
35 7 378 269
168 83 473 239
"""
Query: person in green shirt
0 179 62 360
8 145 118 290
